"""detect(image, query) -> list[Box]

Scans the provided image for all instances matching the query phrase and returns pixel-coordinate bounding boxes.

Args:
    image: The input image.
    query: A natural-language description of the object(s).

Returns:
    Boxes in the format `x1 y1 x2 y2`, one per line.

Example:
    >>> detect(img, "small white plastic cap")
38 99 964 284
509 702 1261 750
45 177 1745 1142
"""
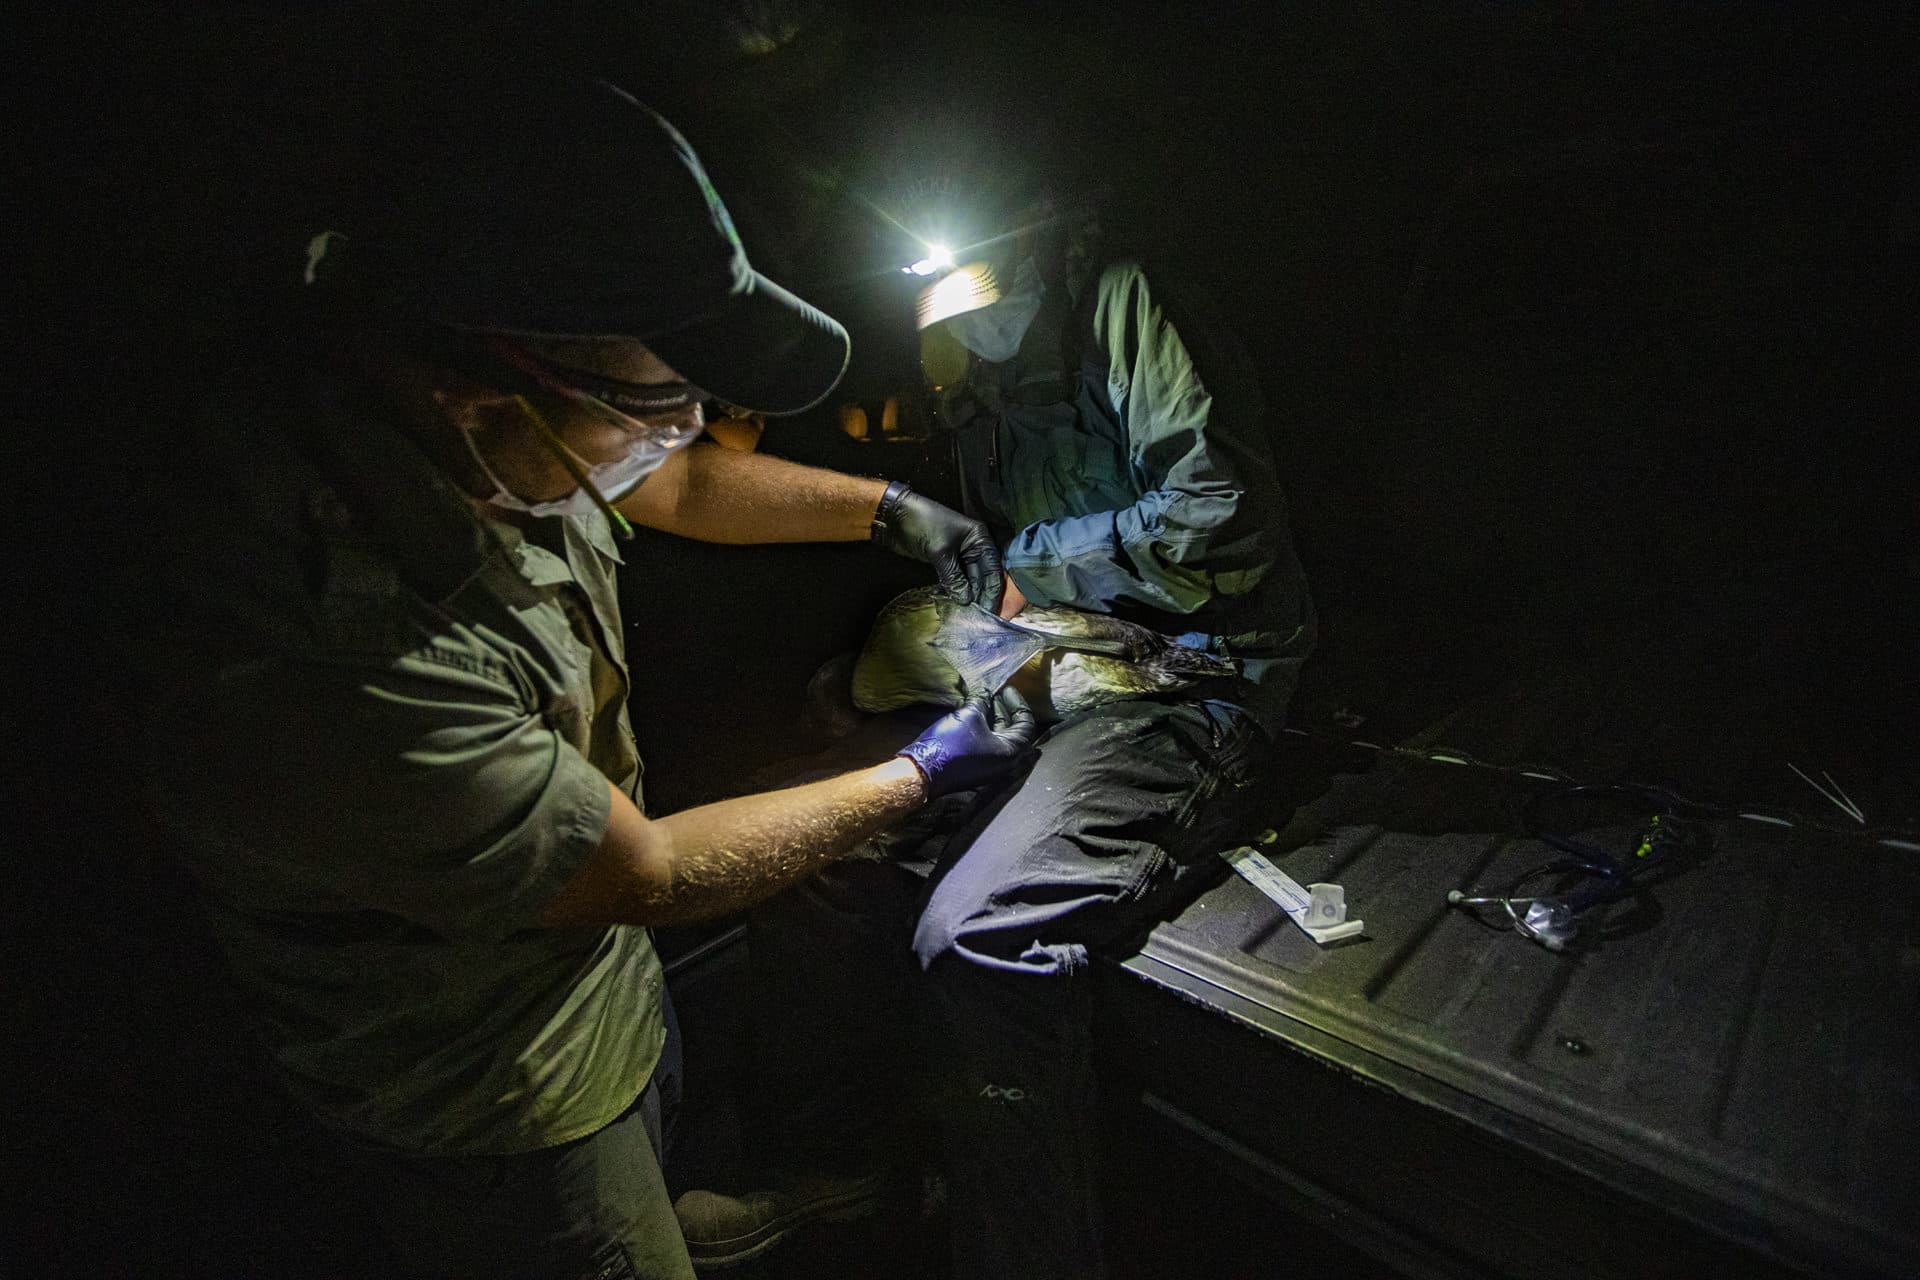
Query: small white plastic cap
1302 882 1365 944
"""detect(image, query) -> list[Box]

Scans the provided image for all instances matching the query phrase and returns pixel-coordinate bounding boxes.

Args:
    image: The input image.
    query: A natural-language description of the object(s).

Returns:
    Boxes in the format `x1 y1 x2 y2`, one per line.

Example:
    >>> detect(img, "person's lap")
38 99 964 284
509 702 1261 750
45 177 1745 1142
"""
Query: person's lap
914 697 1255 974
745 695 1268 1174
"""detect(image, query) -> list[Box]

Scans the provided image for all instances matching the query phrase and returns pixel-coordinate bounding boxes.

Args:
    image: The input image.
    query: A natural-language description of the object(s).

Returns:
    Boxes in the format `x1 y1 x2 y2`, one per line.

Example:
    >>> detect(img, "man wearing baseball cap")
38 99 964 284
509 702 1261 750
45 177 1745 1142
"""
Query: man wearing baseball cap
142 72 1032 1278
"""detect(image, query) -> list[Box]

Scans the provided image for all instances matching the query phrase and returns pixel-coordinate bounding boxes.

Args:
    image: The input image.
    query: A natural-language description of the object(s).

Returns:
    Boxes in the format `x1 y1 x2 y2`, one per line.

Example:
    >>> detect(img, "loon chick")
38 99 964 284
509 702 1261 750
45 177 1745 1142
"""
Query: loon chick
851 586 1238 722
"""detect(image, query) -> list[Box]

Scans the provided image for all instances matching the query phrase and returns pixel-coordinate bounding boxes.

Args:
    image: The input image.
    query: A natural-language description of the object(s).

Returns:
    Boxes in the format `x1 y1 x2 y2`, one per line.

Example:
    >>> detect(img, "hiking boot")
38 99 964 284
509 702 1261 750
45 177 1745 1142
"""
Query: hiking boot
673 1171 885 1270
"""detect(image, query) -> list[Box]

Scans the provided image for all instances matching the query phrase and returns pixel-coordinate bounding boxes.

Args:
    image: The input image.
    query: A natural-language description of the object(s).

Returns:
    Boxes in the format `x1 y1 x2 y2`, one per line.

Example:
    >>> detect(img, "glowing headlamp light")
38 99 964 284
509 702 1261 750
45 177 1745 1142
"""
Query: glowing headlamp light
902 243 956 276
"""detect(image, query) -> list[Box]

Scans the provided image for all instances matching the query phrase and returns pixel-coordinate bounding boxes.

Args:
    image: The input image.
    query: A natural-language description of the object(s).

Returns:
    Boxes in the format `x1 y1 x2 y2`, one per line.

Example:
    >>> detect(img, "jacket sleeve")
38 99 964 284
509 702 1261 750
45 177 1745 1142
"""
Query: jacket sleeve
1002 261 1282 614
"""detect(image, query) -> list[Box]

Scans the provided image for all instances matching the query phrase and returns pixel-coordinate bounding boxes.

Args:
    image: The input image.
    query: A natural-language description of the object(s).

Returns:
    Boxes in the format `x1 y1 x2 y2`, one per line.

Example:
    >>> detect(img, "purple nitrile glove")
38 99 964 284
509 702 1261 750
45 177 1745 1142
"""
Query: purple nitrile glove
898 692 1038 798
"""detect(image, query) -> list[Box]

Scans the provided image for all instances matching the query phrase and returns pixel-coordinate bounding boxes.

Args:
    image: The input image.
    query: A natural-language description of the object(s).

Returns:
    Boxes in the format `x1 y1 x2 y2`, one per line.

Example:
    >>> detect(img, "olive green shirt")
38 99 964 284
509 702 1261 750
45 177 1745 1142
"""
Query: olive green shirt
146 364 665 1156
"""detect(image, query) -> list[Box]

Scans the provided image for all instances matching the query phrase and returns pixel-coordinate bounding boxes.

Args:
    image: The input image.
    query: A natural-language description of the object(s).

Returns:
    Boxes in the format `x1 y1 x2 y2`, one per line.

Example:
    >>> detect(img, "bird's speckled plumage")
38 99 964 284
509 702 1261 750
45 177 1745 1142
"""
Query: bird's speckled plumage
851 586 1238 721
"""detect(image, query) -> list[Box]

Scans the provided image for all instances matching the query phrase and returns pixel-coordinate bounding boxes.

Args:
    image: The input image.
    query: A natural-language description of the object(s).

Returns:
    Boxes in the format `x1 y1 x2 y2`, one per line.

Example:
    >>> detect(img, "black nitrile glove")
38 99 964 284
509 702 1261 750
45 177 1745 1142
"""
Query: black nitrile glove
871 481 1004 611
898 693 1038 799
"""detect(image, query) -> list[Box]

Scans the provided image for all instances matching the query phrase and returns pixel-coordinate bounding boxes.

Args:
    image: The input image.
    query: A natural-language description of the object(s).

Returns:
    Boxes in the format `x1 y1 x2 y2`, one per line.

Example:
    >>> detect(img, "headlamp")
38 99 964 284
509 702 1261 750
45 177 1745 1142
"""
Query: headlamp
902 244 956 277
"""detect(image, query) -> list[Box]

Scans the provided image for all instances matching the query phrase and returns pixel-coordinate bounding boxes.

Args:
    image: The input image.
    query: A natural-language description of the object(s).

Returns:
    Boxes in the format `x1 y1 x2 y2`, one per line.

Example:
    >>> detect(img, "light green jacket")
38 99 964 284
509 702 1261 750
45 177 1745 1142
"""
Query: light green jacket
951 260 1316 731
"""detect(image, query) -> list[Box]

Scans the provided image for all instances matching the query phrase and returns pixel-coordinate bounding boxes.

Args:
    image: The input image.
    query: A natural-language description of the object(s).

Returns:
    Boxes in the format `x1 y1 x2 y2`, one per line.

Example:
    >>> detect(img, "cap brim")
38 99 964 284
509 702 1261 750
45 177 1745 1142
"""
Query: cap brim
915 261 1002 330
645 270 850 417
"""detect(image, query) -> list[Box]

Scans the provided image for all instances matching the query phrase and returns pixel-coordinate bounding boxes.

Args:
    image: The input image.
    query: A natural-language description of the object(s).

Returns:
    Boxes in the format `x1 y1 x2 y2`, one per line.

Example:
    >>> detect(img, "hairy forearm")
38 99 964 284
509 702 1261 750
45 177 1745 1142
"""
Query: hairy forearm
622 443 887 544
642 761 923 921
539 762 926 928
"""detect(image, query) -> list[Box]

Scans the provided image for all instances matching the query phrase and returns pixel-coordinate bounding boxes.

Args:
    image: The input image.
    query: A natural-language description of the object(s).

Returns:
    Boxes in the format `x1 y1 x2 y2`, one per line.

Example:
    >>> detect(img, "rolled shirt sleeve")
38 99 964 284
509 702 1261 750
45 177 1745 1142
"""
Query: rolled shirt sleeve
158 650 611 942
1002 261 1282 616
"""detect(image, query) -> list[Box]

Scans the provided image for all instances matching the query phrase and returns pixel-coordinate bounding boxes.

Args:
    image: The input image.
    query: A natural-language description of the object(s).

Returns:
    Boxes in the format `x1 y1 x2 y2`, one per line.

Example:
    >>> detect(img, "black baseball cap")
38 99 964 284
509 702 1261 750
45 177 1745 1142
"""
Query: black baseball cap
341 73 849 417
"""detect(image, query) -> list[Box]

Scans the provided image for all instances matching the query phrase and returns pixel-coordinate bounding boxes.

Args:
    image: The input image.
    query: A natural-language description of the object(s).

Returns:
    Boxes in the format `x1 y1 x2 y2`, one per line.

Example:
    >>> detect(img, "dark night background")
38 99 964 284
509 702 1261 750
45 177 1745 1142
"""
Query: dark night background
9 2 1916 1276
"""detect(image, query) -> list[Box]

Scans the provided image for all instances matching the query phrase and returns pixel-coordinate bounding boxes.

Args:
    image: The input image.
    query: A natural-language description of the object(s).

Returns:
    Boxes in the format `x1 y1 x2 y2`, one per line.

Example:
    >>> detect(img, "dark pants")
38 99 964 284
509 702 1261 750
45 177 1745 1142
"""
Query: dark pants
748 699 1270 1280
331 997 693 1280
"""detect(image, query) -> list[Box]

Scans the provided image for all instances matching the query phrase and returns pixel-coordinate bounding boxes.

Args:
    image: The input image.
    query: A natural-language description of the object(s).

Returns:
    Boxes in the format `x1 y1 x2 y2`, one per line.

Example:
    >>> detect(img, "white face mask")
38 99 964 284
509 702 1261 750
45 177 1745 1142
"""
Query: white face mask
463 396 703 519
941 256 1044 363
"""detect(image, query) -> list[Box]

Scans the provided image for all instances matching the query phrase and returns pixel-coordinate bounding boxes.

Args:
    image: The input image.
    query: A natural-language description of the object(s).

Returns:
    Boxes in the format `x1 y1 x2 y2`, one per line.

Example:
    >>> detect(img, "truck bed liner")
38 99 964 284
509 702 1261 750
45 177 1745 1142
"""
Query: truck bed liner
1119 743 1918 1277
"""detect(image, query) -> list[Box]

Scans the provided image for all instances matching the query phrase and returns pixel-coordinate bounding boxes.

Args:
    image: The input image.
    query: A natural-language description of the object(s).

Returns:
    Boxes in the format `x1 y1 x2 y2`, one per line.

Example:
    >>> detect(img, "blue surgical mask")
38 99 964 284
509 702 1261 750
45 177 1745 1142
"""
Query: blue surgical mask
941 256 1044 363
